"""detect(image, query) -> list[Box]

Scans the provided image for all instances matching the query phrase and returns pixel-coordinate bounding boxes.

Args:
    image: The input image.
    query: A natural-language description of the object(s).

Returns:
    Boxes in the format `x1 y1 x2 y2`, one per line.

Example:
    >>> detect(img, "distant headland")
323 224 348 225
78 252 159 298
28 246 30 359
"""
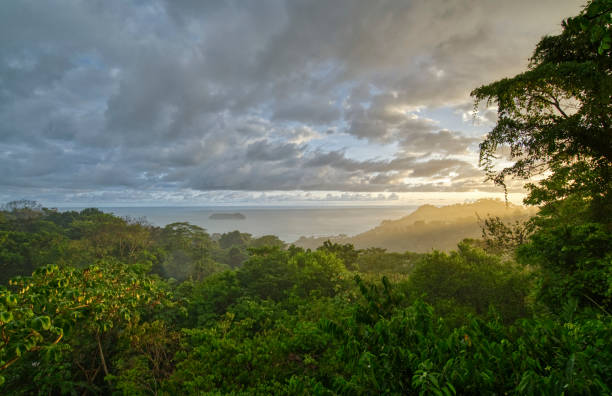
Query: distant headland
209 213 246 220
294 199 538 252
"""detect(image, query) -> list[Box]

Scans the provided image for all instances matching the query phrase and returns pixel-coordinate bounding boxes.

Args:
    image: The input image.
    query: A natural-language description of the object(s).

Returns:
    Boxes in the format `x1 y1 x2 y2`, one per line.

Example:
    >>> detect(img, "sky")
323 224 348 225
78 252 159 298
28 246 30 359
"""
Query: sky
0 0 583 207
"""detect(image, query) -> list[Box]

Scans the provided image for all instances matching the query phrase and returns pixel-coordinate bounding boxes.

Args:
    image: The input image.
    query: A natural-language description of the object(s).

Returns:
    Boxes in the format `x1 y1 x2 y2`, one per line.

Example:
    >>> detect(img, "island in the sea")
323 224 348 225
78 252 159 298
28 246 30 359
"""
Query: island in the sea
209 213 246 220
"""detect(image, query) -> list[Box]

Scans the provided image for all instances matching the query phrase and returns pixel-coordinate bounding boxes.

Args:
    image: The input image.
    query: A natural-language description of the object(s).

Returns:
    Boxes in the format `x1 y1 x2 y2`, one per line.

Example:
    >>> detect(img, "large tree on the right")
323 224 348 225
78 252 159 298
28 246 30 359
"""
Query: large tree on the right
472 0 612 312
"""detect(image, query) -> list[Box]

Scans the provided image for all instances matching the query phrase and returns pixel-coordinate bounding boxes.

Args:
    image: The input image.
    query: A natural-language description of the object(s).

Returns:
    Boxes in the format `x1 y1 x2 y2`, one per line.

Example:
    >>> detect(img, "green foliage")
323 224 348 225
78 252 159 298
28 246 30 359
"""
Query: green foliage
187 248 349 328
218 230 252 250
408 243 532 325
0 2 610 394
250 234 286 249
356 247 420 274
0 206 164 282
4 10 612 381
0 206 251 285
165 294 347 395
157 222 226 280
322 279 612 395
187 271 243 326
109 320 180 395
0 260 172 393
226 246 248 268
519 221 612 313
0 230 68 283
478 215 535 257
0 195 609 394
471 0 611 334
66 209 154 266
317 241 359 270
238 248 347 300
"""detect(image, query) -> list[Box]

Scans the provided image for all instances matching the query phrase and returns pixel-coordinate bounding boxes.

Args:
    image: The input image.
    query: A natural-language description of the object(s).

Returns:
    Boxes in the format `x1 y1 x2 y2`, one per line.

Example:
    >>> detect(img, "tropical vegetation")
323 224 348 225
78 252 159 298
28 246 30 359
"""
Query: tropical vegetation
1 0 610 394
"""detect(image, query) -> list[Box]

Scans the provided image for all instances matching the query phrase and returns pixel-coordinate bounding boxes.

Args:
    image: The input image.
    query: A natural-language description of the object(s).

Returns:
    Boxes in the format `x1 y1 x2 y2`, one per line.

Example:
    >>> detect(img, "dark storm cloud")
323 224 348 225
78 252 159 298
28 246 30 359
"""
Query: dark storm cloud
0 0 583 202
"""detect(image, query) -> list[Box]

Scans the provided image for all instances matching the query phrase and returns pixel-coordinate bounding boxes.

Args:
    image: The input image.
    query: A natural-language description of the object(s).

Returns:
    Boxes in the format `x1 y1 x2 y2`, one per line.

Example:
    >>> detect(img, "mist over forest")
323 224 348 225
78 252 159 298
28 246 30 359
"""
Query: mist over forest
295 199 538 252
1 0 611 394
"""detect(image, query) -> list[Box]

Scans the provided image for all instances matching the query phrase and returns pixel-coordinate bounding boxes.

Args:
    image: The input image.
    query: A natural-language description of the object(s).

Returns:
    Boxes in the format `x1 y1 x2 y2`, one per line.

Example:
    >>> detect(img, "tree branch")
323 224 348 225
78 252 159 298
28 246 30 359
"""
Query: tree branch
0 356 19 371
549 94 569 119
96 332 110 378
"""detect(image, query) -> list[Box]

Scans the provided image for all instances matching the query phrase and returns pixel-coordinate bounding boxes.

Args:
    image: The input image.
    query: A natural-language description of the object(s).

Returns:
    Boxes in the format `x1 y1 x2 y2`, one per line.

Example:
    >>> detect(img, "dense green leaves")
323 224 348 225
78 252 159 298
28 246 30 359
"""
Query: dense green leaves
471 0 611 323
1 1 611 386
519 221 612 313
321 279 612 395
408 243 532 324
0 260 172 393
0 198 610 394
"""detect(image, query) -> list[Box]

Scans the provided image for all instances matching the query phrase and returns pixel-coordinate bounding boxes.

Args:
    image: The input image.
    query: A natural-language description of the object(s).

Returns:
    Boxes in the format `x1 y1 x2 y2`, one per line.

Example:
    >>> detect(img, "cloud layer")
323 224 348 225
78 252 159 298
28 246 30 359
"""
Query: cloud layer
0 0 582 204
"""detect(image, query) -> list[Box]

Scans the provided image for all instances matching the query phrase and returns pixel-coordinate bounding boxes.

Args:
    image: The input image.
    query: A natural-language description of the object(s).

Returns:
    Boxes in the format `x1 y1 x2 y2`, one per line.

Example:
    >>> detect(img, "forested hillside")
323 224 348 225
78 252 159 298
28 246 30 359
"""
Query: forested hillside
295 199 537 251
0 0 611 394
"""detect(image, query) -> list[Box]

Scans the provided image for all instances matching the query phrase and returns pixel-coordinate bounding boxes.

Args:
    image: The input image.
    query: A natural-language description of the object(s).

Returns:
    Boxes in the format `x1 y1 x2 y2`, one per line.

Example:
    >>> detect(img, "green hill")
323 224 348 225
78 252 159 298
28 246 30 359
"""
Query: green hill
294 199 538 252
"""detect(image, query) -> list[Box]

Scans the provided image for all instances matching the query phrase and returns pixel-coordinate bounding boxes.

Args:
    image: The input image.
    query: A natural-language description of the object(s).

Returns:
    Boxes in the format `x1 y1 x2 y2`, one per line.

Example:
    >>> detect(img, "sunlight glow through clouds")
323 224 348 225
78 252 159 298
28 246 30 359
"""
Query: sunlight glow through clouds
0 0 582 205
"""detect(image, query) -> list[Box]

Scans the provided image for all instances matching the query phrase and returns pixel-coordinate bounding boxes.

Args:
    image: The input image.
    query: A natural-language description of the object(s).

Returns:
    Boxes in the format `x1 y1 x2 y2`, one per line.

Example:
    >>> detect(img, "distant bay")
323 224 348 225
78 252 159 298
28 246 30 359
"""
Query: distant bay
60 206 418 243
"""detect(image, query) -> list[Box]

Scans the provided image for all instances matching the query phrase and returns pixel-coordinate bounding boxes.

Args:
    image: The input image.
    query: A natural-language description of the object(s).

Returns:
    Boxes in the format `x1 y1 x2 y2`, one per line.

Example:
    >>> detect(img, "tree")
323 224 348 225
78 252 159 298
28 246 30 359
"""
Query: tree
317 241 359 270
1 200 43 213
237 249 346 301
407 243 531 324
0 260 171 393
477 215 535 257
355 248 420 274
1 200 44 228
218 231 252 250
472 0 612 219
227 246 248 268
158 223 219 280
472 0 612 312
250 235 286 249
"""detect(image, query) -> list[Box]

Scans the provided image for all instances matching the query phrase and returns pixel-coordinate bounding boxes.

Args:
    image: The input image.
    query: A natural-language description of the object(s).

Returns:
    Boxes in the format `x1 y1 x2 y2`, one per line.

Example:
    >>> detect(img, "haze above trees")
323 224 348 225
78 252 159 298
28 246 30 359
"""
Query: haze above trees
295 199 537 252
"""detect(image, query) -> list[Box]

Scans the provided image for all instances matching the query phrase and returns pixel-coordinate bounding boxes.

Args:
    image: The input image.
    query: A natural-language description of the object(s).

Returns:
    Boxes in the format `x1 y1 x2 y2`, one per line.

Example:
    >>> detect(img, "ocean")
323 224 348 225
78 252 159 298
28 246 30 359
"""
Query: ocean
68 206 418 243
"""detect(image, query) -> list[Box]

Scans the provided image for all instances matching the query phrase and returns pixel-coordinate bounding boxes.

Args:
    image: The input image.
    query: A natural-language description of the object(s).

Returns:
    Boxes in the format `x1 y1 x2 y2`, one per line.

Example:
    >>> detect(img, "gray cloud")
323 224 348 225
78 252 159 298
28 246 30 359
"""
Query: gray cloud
0 0 582 203
273 98 340 125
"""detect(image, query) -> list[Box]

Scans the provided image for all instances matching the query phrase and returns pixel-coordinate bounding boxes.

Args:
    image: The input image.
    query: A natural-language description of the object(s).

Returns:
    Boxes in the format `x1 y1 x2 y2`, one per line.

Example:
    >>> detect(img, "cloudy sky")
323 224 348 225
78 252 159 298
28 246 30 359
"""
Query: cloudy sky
1 0 583 206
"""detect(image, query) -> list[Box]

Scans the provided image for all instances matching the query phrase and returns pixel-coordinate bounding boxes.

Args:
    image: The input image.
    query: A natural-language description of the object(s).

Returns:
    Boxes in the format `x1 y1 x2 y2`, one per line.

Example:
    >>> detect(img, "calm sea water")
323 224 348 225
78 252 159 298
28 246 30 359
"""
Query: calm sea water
66 206 417 243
